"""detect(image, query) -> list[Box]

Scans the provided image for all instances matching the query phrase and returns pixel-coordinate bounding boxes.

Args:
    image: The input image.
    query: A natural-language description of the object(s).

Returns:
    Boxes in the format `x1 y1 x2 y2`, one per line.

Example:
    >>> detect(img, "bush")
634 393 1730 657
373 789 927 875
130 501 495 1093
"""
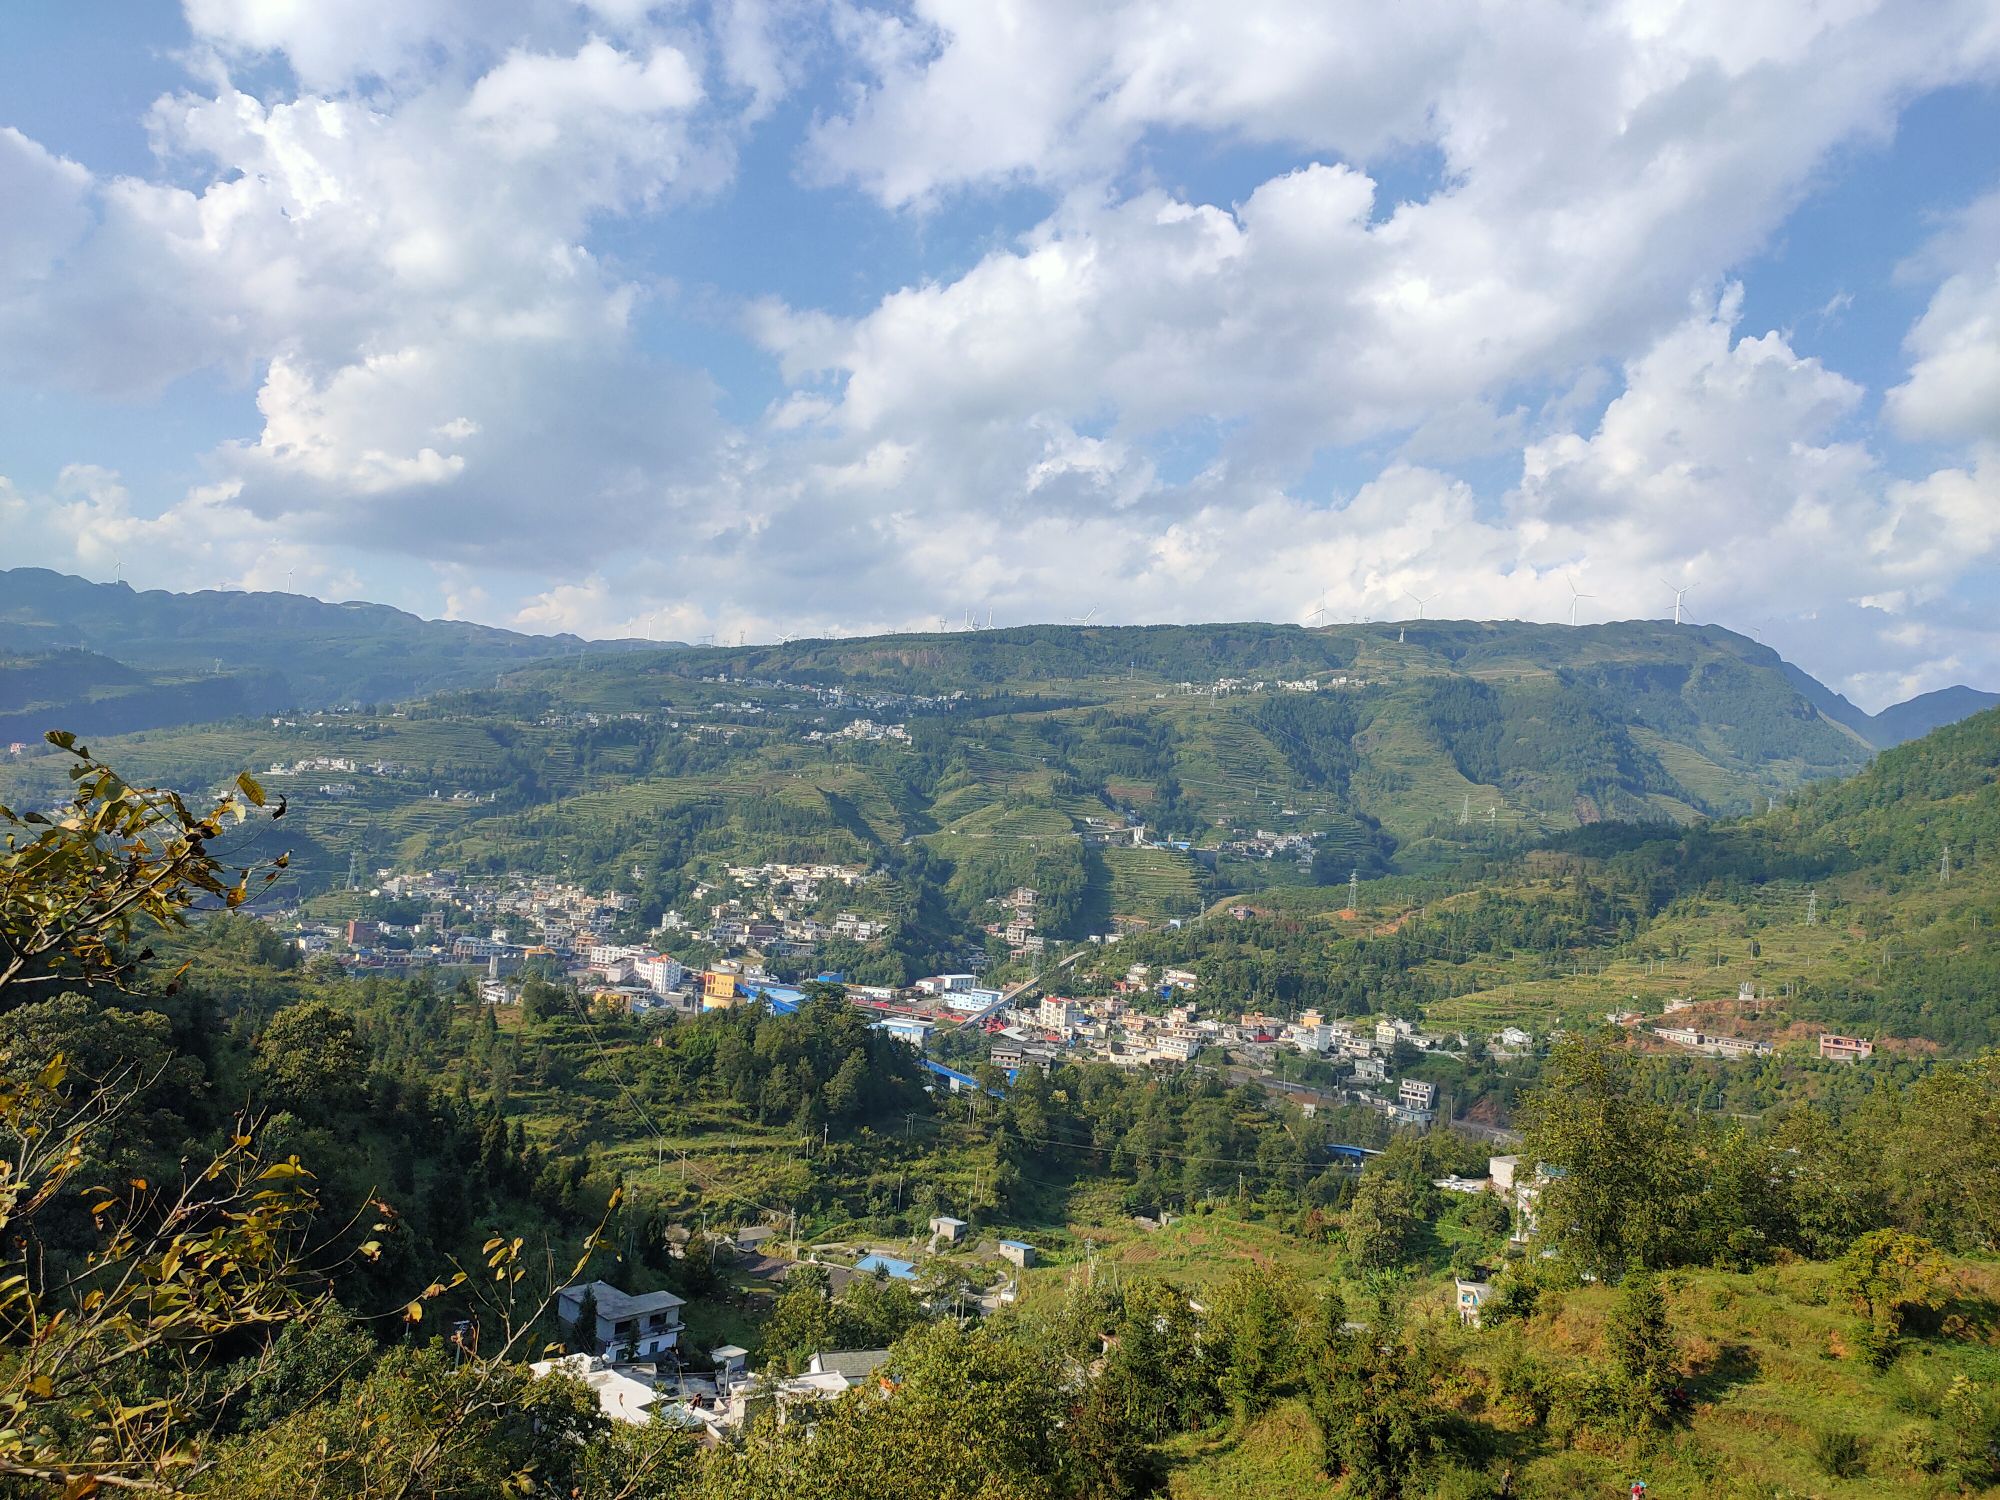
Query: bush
1810 1427 1866 1478
1887 1420 1940 1474
1428 1462 1501 1499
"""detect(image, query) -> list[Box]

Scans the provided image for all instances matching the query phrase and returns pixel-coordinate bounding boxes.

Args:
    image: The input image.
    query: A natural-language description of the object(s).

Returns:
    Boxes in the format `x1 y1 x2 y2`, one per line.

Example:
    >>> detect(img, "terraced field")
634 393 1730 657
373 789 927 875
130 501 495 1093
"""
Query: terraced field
1101 844 1202 921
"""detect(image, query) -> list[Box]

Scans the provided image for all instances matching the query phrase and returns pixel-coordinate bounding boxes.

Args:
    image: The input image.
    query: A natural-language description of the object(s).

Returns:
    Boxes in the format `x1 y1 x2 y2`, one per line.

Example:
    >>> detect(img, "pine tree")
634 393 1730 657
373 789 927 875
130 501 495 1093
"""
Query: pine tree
1606 1271 1679 1430
566 1286 600 1356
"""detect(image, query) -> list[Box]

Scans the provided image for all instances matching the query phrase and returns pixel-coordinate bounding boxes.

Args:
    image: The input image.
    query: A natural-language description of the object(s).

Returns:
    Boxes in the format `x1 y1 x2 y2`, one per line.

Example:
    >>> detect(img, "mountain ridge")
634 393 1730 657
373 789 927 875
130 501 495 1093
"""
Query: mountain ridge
0 567 675 732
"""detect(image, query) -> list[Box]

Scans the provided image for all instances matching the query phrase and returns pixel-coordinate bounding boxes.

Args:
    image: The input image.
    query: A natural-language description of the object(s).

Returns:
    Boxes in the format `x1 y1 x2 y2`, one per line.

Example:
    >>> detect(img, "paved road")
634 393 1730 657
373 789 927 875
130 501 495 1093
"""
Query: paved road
957 946 1088 1028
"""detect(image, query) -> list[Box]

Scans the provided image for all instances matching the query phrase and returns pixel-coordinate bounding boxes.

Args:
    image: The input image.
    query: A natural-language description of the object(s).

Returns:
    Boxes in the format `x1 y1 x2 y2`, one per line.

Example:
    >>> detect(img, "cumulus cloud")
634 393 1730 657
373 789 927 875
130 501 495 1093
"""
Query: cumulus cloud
1886 192 2000 447
1 0 1997 709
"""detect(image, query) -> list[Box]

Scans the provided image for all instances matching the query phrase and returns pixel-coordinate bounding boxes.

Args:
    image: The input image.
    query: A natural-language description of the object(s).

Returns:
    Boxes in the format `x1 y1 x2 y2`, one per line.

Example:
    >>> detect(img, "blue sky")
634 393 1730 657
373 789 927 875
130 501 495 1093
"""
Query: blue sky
1 1 1997 708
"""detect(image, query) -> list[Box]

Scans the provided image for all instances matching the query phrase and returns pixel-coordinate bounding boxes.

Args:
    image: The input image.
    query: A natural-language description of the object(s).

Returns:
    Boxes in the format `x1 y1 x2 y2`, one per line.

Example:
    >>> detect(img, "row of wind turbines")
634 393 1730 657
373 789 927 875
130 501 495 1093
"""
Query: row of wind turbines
1307 577 1695 629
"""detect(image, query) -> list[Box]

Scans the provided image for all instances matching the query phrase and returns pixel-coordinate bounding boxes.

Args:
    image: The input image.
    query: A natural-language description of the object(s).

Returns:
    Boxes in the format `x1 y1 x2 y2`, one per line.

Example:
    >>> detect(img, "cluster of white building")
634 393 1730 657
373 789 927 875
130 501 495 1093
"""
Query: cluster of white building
690 864 890 957
537 1278 895 1441
804 718 911 743
1156 674 1366 698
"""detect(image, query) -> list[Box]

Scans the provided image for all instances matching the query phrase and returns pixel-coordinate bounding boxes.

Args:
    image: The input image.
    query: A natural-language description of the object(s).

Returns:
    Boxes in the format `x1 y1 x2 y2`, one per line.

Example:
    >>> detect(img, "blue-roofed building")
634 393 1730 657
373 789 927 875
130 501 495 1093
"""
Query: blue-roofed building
855 1253 917 1281
997 1239 1038 1269
874 1016 933 1049
741 979 804 1012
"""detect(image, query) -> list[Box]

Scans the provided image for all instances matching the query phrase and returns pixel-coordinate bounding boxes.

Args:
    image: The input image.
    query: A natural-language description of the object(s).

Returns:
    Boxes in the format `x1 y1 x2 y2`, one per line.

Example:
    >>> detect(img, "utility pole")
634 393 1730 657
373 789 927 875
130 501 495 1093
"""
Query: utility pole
1942 844 1952 885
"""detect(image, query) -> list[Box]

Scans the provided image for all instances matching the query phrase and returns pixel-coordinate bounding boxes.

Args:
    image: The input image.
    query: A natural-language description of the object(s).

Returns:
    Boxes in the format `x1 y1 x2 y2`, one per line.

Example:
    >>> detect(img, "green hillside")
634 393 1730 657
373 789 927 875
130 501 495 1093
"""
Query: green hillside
0 616 1936 987
1084 705 2000 1058
10 648 2000 1500
0 648 291 741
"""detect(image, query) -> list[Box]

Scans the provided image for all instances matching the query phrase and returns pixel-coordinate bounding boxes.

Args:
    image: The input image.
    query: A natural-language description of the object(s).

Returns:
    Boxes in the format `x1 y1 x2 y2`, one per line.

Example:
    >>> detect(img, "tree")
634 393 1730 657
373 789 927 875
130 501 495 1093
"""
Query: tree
1213 1267 1299 1420
0 1064 322 1490
0 731 285 1002
1344 1170 1425 1273
567 1285 602 1355
1605 1272 1678 1430
1833 1228 1951 1368
257 1001 367 1114
520 973 569 1025
705 1322 1072 1500
1307 1306 1452 1500
229 1308 380 1433
1518 1034 1696 1278
204 1343 609 1498
761 1265 835 1374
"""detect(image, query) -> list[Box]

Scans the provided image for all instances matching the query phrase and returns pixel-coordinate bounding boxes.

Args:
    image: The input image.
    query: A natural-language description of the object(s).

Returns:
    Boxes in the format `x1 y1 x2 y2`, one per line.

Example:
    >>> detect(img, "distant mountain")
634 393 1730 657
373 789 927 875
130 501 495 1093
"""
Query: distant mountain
0 648 290 743
7 605 1999 932
1779 661 1997 748
1866 685 2000 747
0 568 673 731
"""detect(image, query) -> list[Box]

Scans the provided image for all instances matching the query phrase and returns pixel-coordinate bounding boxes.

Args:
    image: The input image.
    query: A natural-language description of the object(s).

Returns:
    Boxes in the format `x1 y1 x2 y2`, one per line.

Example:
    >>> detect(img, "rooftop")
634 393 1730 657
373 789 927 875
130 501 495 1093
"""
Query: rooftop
564 1280 685 1320
810 1349 892 1382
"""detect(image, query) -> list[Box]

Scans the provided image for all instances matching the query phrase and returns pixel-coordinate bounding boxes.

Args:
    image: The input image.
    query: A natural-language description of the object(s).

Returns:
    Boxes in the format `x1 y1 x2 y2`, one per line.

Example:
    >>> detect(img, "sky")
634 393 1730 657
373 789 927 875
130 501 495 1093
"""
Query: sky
1 2 1997 710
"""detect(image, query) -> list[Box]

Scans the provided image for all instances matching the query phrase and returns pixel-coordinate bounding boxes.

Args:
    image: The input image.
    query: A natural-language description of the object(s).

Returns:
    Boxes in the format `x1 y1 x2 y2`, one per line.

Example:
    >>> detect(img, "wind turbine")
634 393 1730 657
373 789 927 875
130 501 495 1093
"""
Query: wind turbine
1565 575 1593 627
1662 579 1692 626
1071 605 1100 626
1306 601 1329 628
1405 591 1437 621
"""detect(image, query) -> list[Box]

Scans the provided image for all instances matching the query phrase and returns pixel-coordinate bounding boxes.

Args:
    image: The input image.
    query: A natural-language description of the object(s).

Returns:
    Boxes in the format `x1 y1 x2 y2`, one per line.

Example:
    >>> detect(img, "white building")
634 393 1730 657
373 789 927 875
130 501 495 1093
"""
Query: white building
1397 1079 1437 1112
557 1281 685 1361
529 1353 662 1425
1037 997 1081 1032
1151 1029 1202 1063
635 954 685 995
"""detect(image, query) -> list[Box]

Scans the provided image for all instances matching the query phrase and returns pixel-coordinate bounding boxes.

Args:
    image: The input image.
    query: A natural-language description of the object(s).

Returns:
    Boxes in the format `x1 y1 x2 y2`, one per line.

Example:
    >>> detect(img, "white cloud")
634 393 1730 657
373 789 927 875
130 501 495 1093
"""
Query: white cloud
1 1 1997 709
0 466 365 602
1886 192 2000 447
465 39 702 154
810 0 2000 209
0 129 91 285
181 0 550 91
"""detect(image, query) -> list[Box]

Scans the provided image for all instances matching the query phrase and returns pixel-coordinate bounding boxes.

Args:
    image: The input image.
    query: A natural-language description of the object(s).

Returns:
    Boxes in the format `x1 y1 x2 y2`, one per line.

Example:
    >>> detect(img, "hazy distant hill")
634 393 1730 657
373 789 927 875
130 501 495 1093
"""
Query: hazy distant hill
0 568 671 729
1779 662 1998 748
0 648 290 743
1865 684 2000 746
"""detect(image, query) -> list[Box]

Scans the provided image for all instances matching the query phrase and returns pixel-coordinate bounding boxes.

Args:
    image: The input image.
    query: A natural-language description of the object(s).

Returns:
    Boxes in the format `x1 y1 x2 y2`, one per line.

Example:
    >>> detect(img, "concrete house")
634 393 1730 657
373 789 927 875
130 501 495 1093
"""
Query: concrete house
529 1353 664 1424
557 1280 685 1361
929 1214 968 1244
1454 1278 1493 1328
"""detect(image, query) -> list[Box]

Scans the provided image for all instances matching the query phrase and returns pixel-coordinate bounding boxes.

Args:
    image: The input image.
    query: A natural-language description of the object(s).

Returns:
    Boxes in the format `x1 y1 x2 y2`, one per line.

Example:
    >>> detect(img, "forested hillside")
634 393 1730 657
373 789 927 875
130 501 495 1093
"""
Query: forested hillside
1085 706 2000 1064
0 616 1938 979
10 736 2000 1497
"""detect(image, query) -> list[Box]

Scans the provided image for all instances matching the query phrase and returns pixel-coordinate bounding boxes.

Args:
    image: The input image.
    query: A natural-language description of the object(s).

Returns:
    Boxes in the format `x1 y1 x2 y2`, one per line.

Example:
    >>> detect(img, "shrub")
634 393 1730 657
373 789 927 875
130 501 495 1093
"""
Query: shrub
1887 1420 1940 1474
1810 1427 1866 1479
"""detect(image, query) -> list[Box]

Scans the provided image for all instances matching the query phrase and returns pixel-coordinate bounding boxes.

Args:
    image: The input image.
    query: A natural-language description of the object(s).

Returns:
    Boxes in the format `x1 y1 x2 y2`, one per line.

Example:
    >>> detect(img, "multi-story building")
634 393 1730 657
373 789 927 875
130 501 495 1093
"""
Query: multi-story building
557 1281 684 1362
